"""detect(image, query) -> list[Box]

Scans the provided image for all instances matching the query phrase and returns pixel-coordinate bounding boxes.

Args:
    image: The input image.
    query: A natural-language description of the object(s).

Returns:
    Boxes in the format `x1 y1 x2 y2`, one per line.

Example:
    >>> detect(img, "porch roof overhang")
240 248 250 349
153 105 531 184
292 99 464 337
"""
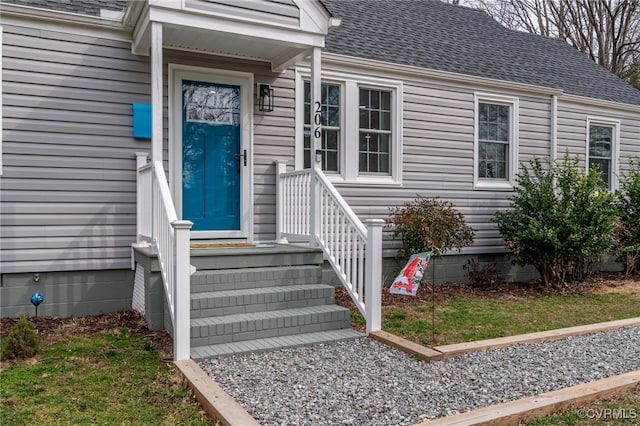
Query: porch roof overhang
126 0 338 72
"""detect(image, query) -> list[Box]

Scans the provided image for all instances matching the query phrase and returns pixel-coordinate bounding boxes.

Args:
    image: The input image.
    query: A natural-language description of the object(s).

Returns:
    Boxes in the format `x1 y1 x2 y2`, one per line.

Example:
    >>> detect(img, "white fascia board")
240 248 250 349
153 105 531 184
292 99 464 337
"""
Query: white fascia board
322 52 564 98
329 17 342 29
296 67 404 88
100 9 124 20
294 0 336 33
123 0 146 30
149 0 180 8
0 3 129 41
148 7 326 48
560 93 640 114
132 10 151 56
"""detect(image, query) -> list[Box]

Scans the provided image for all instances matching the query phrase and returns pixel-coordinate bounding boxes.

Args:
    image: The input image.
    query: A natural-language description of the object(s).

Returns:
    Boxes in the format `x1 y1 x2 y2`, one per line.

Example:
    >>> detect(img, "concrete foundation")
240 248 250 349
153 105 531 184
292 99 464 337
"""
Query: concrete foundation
320 253 539 287
0 269 134 318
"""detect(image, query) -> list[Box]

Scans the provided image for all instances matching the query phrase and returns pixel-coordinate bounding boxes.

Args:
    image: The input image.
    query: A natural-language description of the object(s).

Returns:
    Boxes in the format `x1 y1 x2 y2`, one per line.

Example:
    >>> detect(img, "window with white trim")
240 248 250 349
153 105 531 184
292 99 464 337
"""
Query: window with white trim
359 88 392 174
474 93 519 189
587 118 619 190
303 81 340 172
298 71 402 185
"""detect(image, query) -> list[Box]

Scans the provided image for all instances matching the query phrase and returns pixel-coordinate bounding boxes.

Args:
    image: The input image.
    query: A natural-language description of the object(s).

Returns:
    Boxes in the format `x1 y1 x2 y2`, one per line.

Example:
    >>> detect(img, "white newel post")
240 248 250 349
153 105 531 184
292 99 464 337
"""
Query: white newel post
364 219 384 333
135 152 149 245
172 219 193 361
309 47 322 246
275 160 288 243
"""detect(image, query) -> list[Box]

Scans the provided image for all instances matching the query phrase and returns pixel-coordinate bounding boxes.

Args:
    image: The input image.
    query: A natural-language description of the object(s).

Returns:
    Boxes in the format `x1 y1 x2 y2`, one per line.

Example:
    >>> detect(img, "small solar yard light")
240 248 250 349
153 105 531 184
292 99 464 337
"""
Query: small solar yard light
30 292 44 331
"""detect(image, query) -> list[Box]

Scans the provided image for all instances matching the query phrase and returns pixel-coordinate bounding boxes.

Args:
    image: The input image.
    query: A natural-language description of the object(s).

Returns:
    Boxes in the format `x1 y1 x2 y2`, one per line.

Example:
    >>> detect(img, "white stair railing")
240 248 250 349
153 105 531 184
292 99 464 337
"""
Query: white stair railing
276 166 312 242
276 161 383 333
136 158 192 361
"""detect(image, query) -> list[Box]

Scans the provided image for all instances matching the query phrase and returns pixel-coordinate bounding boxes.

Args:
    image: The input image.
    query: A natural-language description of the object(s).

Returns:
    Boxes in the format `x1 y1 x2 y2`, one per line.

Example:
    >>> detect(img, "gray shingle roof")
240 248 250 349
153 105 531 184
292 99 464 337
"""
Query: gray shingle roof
322 0 640 106
1 0 127 16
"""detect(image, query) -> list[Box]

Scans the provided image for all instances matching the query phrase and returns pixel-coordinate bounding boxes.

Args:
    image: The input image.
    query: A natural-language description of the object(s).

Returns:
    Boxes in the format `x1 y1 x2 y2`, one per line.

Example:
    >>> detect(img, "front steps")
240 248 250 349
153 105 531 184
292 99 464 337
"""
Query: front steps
189 244 363 360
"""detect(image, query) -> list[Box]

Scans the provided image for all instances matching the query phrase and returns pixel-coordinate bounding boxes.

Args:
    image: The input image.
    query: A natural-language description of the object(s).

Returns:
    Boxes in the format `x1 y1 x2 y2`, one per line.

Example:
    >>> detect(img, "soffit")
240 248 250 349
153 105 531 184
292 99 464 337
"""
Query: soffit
131 0 334 71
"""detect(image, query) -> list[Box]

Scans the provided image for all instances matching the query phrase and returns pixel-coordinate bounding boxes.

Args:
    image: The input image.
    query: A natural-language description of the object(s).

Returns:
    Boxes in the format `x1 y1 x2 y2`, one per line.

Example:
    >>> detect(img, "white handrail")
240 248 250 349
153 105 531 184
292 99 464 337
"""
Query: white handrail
136 159 192 360
276 163 383 333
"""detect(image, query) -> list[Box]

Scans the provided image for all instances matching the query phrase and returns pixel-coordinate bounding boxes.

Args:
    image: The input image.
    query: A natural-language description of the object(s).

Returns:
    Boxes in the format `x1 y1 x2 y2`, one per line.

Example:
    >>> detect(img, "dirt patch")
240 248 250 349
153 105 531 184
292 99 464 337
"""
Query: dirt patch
0 310 174 357
592 276 640 295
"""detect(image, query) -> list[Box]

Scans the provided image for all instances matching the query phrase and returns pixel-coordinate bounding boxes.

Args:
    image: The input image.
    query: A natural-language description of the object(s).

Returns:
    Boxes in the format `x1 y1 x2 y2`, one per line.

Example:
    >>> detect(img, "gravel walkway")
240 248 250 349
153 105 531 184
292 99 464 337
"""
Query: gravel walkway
199 327 640 425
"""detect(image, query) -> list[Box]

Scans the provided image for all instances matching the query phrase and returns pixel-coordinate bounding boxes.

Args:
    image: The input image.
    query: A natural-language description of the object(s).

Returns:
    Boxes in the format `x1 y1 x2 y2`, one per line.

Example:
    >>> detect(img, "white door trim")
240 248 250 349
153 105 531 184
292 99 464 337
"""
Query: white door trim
168 64 254 240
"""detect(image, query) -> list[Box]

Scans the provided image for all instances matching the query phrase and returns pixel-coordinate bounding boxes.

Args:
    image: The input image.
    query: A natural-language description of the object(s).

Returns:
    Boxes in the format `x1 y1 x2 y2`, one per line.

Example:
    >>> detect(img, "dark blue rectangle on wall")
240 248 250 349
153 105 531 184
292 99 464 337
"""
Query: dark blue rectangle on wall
132 103 152 139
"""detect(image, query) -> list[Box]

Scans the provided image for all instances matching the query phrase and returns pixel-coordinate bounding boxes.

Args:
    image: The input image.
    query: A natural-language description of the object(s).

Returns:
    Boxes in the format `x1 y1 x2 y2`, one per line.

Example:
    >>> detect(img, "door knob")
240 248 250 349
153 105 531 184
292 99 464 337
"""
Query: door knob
235 149 247 167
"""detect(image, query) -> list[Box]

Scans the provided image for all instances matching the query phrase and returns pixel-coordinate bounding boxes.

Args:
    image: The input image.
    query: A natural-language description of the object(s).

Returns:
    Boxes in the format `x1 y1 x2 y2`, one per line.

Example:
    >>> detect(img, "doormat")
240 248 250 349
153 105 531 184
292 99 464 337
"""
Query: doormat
190 242 255 249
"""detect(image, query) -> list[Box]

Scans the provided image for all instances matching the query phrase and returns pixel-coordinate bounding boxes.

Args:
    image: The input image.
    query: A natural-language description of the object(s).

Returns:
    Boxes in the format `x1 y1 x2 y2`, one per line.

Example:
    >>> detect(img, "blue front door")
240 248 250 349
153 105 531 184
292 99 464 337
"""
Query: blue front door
182 80 241 231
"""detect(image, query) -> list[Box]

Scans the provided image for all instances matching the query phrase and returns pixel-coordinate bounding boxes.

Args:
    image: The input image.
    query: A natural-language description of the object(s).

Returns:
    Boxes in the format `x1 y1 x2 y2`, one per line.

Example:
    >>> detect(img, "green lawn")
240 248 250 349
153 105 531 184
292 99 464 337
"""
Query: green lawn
528 387 640 425
1 327 212 426
377 287 640 347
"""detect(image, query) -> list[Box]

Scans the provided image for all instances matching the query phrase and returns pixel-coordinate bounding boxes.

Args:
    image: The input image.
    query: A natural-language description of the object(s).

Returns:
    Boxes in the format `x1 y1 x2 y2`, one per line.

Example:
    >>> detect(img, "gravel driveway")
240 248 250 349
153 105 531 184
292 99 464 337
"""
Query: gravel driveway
199 326 640 425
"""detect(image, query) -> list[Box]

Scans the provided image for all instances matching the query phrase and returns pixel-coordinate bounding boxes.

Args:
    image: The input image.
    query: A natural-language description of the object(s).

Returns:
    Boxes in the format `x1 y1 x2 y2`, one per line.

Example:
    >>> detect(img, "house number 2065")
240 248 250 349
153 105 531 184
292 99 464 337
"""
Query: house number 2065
314 101 322 138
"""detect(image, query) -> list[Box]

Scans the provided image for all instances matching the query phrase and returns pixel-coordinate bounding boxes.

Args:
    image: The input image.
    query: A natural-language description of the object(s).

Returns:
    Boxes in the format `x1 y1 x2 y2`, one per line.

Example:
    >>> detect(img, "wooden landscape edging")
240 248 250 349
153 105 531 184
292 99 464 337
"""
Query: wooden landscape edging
371 318 640 363
369 330 445 361
414 371 640 426
432 317 640 360
174 359 260 426
370 318 640 426
173 318 640 426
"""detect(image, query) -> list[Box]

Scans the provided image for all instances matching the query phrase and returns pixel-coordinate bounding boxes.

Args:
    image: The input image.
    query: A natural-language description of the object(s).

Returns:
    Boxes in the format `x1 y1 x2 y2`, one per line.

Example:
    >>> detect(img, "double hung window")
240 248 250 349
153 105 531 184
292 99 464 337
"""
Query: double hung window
474 93 518 189
359 88 392 174
478 102 510 179
299 72 402 185
587 118 619 190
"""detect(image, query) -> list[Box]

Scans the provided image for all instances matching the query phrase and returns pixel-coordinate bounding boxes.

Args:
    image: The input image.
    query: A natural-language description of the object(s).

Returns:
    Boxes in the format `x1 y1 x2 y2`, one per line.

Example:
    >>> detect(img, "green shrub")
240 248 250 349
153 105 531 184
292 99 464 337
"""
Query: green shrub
615 158 640 275
1 315 40 360
389 196 475 260
493 155 616 289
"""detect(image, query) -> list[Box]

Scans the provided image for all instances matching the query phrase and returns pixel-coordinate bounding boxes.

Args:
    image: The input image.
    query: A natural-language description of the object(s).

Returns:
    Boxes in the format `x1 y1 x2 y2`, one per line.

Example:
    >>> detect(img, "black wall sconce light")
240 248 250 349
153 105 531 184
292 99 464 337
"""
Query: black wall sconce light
258 83 274 112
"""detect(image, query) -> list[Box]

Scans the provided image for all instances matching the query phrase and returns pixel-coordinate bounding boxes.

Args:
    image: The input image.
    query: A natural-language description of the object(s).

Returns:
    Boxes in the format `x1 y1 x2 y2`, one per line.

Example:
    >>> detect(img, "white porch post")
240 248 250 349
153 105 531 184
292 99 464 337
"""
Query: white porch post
151 22 163 165
364 219 384 333
275 160 288 243
172 219 193 361
309 47 321 246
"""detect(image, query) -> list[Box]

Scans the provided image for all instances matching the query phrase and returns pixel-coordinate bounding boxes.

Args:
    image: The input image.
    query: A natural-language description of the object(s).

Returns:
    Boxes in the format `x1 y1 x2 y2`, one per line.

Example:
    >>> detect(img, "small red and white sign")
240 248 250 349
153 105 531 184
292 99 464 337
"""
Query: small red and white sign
390 252 432 296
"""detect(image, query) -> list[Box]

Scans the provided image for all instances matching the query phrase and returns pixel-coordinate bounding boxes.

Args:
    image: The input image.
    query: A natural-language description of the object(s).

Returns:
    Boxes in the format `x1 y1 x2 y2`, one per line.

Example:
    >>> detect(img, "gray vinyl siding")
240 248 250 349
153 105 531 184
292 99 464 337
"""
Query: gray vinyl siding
328 76 553 255
556 99 640 172
333 76 638 257
162 49 296 243
0 24 150 274
3 23 636 276
184 0 300 27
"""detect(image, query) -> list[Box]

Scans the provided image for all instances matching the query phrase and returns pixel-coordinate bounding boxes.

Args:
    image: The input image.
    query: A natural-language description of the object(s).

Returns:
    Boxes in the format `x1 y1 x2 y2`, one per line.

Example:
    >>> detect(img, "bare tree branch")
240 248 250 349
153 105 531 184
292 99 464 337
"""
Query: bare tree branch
463 0 640 88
